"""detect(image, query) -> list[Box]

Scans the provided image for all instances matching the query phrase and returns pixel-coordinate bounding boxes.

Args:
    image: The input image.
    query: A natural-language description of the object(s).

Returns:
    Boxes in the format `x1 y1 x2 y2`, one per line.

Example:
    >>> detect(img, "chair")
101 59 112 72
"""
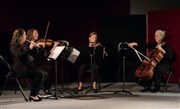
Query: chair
162 53 180 92
78 47 104 94
0 55 28 102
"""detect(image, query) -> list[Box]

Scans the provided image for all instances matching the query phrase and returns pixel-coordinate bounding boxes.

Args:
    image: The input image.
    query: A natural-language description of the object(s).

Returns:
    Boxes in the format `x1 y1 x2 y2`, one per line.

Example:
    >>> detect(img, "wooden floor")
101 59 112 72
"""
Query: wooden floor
0 82 180 109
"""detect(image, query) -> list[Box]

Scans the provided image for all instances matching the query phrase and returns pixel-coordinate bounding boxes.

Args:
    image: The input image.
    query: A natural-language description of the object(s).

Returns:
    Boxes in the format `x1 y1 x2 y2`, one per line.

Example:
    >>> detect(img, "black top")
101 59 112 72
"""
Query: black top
10 42 36 75
138 42 173 66
78 42 104 64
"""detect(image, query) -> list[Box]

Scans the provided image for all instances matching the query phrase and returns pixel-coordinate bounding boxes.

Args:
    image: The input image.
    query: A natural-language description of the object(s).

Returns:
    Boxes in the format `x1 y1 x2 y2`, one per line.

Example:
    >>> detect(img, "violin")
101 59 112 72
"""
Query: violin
37 39 69 47
35 21 67 49
35 39 54 48
89 42 102 47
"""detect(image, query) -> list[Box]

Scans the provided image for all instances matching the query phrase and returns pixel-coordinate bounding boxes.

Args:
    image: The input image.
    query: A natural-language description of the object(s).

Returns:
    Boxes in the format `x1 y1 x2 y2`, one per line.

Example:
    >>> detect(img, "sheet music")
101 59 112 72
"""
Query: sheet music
67 48 80 63
48 46 65 60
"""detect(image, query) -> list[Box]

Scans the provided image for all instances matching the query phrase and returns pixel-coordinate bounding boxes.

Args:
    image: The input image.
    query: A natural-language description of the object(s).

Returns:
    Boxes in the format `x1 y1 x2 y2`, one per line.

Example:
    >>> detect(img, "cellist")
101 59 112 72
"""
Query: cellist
128 30 173 92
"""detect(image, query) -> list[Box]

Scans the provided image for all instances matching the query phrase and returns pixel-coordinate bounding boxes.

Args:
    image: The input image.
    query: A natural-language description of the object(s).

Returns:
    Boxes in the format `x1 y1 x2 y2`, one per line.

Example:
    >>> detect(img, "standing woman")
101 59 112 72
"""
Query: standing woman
10 28 47 101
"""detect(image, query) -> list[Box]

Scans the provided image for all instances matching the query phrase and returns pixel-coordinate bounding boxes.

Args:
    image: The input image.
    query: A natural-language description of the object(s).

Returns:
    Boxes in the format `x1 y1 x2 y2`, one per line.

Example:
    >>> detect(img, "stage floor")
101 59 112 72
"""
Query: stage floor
0 82 180 109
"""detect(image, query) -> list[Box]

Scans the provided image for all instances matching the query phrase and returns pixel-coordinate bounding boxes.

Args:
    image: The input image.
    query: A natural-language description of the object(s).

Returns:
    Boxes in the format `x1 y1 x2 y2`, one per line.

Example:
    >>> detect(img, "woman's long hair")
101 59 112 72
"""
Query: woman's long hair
27 28 38 41
11 28 25 44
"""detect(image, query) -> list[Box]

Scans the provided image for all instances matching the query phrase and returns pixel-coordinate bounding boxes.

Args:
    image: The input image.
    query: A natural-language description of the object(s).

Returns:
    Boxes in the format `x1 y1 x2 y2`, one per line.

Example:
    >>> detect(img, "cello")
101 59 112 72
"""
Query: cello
134 42 165 80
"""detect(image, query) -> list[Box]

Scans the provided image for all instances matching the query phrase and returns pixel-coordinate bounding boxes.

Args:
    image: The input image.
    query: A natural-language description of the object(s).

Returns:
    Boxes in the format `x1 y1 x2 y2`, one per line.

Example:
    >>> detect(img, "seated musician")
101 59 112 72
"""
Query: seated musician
74 31 107 94
128 30 173 92
27 28 59 95
10 28 47 101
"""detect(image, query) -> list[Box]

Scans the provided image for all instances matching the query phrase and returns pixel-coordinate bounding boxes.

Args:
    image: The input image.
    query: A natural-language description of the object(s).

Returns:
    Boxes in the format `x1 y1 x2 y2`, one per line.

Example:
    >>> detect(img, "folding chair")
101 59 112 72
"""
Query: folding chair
0 55 28 101
162 53 180 92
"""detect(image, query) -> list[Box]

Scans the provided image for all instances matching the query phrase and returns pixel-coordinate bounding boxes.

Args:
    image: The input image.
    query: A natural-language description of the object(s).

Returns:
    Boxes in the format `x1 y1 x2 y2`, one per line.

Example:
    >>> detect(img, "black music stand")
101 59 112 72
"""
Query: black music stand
127 43 151 86
45 46 79 99
79 47 104 94
43 46 66 100
113 42 132 95
56 47 76 96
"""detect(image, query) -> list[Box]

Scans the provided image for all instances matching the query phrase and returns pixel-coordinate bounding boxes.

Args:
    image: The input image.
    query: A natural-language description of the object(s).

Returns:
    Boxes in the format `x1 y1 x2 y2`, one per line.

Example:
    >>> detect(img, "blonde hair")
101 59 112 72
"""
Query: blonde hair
155 30 166 40
27 28 38 41
11 28 25 44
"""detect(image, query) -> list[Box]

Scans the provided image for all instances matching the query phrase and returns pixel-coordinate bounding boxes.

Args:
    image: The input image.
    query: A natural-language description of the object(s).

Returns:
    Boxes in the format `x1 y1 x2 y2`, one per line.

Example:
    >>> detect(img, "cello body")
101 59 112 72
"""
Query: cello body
135 49 165 80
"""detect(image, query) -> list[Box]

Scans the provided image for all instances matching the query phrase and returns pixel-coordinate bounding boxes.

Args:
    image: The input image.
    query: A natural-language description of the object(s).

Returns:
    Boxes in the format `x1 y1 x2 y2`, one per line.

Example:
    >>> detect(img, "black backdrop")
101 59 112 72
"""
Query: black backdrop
99 15 146 82
0 15 146 87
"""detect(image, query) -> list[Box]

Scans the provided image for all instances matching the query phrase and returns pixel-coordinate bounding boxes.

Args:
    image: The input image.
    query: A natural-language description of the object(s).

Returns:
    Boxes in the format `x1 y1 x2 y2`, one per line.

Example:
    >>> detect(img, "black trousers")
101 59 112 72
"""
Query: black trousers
26 67 48 96
78 62 99 82
39 64 53 90
144 64 170 89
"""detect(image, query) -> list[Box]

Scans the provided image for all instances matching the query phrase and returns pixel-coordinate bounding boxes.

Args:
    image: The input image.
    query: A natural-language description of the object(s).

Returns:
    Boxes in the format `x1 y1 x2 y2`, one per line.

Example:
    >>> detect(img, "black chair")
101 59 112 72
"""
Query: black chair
77 47 104 94
0 55 28 102
84 66 102 92
162 53 180 92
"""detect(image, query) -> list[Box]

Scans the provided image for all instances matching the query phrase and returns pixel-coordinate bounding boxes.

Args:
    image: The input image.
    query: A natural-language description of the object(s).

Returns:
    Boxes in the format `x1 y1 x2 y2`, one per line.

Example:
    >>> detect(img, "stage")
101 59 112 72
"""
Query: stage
0 82 179 109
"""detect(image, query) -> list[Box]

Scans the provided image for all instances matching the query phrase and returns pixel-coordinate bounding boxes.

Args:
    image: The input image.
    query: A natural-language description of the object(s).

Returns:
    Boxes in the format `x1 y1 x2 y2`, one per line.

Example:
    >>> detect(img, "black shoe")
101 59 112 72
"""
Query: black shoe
37 95 44 99
93 89 98 93
140 88 151 92
29 96 42 102
151 87 160 93
74 88 83 94
44 90 52 95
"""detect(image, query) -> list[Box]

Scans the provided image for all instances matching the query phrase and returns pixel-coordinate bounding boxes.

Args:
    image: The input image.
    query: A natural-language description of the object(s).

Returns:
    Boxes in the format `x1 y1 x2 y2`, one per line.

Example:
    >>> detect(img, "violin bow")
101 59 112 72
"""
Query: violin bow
44 21 50 41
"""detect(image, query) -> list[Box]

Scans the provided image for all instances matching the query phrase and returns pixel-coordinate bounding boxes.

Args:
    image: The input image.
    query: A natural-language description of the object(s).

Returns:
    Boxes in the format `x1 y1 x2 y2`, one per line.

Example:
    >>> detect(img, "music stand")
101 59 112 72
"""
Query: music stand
58 47 80 96
43 46 66 99
113 42 132 95
127 43 150 86
45 46 80 99
79 47 104 94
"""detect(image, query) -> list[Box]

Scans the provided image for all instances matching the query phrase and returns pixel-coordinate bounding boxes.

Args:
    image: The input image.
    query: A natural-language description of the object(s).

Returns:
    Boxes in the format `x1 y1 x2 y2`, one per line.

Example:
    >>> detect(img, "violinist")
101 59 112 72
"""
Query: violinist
10 28 47 101
27 28 59 95
74 31 107 94
128 30 173 92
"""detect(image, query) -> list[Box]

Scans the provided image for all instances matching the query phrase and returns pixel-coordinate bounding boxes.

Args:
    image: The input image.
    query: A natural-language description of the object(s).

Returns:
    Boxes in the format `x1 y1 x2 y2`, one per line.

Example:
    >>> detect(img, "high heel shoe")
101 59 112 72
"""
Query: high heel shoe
29 96 42 102
93 88 98 93
74 88 83 94
44 89 52 95
37 95 44 99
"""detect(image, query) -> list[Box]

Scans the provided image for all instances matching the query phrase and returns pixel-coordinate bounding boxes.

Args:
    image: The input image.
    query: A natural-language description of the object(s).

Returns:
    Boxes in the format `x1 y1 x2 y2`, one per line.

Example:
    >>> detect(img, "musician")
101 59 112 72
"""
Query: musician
128 30 173 92
75 31 106 94
10 28 47 101
27 28 59 94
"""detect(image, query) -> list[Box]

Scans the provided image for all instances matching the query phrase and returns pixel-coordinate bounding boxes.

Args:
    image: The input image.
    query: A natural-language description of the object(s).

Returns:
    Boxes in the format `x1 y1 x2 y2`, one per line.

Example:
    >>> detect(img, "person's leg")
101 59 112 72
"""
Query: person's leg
153 67 161 91
27 68 47 97
39 64 52 94
140 79 152 92
92 63 99 90
152 65 170 92
74 63 86 94
77 63 86 90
